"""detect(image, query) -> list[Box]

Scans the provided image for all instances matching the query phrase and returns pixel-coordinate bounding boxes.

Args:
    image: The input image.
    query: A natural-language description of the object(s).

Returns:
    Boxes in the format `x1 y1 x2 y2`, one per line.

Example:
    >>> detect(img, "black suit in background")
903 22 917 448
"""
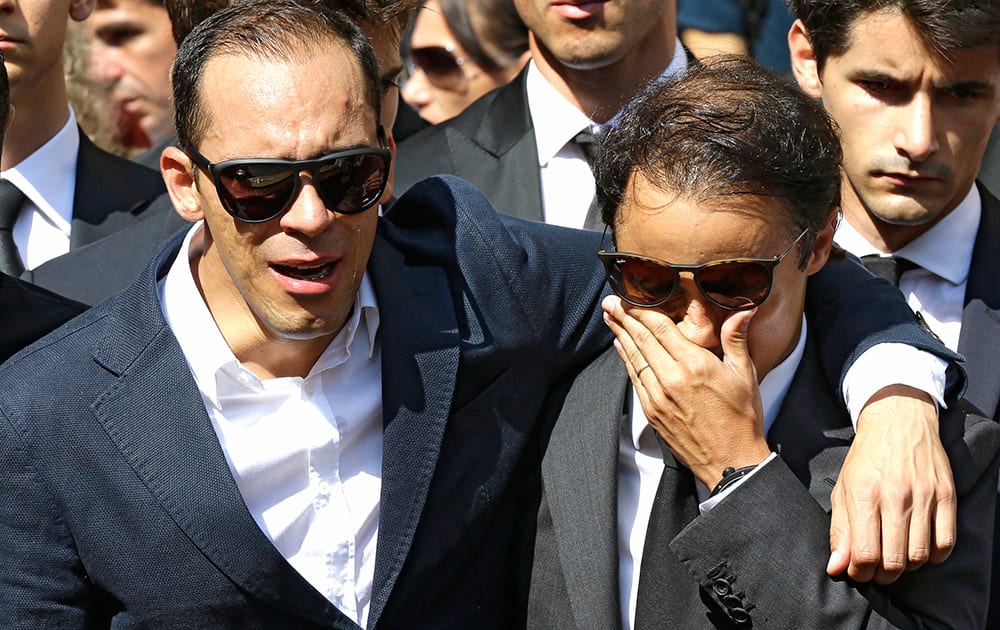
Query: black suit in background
0 272 86 362
63 130 166 247
525 341 999 629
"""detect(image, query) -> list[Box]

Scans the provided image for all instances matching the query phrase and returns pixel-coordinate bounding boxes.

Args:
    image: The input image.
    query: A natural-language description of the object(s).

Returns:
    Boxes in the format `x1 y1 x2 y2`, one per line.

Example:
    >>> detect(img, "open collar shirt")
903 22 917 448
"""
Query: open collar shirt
159 222 383 627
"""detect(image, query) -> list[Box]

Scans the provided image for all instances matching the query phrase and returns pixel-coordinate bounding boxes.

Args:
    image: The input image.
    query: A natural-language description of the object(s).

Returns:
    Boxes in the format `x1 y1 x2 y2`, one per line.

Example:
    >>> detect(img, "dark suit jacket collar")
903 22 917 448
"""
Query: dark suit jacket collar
447 69 545 222
87 222 462 628
958 182 1000 419
71 129 165 248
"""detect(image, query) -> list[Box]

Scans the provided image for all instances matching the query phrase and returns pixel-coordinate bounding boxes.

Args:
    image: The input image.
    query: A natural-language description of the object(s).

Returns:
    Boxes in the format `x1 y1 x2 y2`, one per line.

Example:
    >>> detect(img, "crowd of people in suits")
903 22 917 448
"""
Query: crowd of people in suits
1 0 999 627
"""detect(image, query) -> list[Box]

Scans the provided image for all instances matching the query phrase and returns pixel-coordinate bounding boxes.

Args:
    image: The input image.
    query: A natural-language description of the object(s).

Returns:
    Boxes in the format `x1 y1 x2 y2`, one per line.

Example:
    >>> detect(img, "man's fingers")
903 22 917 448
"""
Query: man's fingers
845 484 882 583
828 485 851 576
930 481 957 565
873 494 909 585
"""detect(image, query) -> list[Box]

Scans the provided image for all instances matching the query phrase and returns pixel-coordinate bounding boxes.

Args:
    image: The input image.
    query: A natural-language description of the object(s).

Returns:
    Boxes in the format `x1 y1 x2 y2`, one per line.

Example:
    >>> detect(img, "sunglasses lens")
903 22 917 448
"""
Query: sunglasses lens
315 153 388 214
603 255 678 306
412 47 463 85
216 163 297 222
698 261 771 309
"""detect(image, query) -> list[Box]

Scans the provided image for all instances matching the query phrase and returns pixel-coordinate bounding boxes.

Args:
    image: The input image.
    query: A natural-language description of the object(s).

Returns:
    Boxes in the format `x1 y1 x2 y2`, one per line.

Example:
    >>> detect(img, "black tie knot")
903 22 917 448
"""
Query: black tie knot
861 254 917 287
573 127 601 169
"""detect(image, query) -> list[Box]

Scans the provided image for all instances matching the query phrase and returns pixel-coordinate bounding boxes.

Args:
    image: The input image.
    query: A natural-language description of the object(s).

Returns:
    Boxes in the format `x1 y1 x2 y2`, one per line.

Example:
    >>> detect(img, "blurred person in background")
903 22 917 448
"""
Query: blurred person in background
677 0 794 74
401 0 528 123
82 0 177 163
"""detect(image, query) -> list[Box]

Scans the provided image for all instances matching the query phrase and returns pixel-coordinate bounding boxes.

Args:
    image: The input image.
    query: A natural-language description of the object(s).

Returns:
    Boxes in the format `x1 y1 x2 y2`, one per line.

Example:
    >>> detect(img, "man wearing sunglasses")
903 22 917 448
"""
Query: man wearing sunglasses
392 0 968 584
525 56 999 629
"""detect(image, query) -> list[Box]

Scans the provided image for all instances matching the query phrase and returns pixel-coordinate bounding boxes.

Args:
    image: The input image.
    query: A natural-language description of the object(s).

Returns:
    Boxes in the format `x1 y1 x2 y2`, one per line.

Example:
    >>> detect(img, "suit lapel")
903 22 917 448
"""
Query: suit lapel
70 131 164 248
958 183 1000 420
90 238 351 628
365 228 460 627
543 347 626 628
450 71 544 222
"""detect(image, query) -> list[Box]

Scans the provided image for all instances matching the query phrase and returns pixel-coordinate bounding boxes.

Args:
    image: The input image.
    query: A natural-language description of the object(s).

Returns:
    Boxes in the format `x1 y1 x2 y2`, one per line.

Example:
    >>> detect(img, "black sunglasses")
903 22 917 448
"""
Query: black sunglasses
407 45 472 88
185 132 391 223
598 227 810 311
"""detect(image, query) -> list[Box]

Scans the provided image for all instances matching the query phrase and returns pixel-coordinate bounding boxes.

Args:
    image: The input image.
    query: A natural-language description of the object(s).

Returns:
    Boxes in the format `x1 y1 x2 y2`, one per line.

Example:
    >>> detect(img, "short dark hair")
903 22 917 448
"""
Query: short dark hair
596 56 842 268
436 0 527 72
165 0 420 45
788 0 1000 70
172 0 382 151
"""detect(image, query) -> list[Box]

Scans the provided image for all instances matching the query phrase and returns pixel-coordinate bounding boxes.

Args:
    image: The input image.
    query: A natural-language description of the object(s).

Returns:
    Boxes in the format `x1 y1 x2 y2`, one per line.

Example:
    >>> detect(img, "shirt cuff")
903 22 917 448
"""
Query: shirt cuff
842 343 948 428
698 453 778 514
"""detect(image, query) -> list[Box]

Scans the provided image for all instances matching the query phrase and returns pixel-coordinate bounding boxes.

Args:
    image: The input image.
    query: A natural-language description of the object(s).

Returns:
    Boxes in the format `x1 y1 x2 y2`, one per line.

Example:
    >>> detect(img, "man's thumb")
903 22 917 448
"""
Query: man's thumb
721 307 756 373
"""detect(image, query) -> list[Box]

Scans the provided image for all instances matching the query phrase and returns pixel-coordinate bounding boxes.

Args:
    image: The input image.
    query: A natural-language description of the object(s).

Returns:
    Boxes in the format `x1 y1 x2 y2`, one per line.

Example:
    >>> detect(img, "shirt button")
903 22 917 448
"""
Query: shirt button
237 373 253 386
318 480 330 495
303 382 314 396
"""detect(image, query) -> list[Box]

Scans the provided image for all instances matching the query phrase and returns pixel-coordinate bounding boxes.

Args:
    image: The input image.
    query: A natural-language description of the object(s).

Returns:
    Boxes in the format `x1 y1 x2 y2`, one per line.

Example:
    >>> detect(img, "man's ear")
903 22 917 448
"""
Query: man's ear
805 208 839 275
69 0 97 22
161 146 205 222
788 19 823 99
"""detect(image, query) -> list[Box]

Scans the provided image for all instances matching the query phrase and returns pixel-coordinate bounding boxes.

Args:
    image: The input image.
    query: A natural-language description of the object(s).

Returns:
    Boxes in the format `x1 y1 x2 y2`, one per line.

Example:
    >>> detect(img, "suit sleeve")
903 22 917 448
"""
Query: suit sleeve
669 409 1000 629
0 411 99 628
805 250 964 398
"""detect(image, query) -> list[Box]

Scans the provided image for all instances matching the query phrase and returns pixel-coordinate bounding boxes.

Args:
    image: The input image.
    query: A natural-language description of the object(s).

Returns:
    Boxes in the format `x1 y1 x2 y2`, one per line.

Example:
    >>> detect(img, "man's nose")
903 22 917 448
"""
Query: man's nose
668 276 725 354
278 173 336 238
893 92 939 163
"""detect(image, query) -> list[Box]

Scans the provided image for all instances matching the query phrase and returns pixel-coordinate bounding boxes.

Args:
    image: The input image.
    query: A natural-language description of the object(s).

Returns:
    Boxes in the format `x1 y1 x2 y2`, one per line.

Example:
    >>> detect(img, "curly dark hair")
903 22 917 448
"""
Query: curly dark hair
596 56 842 269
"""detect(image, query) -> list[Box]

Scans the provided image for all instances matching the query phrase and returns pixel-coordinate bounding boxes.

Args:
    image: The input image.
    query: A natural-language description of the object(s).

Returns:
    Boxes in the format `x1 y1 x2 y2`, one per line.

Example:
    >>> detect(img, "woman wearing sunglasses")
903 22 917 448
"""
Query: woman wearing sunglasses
401 0 529 123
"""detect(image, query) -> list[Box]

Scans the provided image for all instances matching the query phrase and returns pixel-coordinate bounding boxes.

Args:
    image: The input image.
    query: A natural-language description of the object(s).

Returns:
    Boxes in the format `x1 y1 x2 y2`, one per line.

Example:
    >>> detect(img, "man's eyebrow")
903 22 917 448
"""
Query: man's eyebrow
850 69 901 83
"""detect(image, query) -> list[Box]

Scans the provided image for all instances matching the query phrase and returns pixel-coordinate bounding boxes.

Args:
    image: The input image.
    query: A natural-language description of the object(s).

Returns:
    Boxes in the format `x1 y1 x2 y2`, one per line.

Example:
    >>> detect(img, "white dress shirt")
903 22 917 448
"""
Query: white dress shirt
1 110 79 269
616 316 806 630
836 186 980 353
526 41 689 229
159 223 383 627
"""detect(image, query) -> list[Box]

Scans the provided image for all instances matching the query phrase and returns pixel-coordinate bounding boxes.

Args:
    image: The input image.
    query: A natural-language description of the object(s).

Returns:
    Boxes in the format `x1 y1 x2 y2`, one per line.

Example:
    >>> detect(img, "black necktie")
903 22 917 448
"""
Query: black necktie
572 127 604 231
860 254 917 287
634 434 701 629
0 179 25 276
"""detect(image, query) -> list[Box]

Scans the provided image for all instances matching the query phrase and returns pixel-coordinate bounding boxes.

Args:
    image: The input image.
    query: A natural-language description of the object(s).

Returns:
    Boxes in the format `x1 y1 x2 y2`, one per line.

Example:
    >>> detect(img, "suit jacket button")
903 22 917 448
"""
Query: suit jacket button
713 578 733 597
731 607 751 624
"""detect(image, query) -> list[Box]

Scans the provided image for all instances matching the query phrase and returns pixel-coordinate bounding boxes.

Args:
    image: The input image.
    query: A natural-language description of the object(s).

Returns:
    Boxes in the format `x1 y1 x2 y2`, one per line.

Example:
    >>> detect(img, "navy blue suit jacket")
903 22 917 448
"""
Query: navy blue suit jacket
0 176 610 628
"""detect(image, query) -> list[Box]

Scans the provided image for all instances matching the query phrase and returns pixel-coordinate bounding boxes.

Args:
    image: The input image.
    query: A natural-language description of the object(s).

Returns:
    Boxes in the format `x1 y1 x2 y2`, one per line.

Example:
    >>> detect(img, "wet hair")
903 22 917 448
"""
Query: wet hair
596 56 842 268
165 0 420 45
788 0 1000 70
437 0 527 72
172 0 381 150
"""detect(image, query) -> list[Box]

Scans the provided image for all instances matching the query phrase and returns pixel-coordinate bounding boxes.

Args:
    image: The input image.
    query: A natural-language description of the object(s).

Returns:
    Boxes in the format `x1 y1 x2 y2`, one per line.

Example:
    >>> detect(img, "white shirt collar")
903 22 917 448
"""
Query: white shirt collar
835 185 980 286
158 222 380 410
631 315 808 451
1 108 79 235
527 39 689 168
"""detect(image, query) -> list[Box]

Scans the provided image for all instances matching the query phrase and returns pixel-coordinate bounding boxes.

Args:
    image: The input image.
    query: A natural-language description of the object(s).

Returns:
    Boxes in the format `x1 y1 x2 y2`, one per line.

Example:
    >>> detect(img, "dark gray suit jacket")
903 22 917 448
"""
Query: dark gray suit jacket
395 69 543 222
526 341 999 629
